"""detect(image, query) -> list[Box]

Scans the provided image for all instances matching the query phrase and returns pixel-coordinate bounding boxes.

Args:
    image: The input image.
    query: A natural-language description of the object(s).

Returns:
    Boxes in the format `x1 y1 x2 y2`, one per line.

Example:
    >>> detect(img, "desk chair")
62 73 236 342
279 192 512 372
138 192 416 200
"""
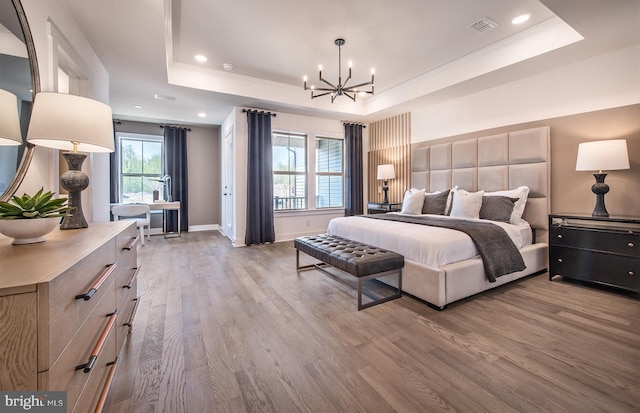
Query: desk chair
112 204 151 246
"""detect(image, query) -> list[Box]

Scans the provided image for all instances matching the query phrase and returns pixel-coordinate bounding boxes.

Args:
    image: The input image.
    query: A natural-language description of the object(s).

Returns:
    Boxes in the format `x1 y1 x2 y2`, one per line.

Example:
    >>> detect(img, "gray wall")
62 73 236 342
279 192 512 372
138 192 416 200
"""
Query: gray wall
114 120 221 229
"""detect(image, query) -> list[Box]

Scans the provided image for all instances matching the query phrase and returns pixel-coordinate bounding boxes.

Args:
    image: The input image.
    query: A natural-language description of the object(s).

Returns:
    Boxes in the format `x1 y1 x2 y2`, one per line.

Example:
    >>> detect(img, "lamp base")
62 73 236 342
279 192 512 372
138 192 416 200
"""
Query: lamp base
60 152 89 229
591 173 610 217
381 180 389 204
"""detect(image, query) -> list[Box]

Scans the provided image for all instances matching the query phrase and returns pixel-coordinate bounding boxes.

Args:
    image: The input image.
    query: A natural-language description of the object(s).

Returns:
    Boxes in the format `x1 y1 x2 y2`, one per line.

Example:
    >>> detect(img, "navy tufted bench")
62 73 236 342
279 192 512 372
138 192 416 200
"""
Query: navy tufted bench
294 234 404 310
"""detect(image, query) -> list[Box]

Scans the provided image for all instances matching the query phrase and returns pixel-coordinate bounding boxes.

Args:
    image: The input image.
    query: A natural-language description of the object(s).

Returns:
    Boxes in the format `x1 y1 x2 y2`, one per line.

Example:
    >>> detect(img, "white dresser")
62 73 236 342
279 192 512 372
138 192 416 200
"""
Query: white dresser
0 221 140 412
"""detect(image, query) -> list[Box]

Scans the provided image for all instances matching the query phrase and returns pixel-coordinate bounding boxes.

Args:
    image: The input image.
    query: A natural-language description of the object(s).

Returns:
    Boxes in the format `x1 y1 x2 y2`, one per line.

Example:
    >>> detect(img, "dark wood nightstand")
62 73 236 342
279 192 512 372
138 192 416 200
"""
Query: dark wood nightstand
367 202 402 214
549 214 639 293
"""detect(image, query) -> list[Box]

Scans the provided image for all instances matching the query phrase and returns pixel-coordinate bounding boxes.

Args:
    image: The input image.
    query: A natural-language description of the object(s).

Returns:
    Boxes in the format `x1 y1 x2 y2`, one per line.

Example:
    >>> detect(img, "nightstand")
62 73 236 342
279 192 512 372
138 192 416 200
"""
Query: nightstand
549 214 639 293
367 202 402 214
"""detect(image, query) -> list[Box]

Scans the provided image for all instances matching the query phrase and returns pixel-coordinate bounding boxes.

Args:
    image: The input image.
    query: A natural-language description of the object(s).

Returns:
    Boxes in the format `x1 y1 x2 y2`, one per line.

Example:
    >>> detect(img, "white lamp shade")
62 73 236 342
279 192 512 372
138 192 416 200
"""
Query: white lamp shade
0 89 22 146
576 139 630 172
26 92 114 152
377 164 395 180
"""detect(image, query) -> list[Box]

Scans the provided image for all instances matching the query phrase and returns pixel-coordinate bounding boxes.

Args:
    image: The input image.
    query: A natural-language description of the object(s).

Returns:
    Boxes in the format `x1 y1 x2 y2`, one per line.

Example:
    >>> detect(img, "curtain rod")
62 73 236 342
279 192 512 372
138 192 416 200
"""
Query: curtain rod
242 108 276 117
343 121 367 128
160 125 192 131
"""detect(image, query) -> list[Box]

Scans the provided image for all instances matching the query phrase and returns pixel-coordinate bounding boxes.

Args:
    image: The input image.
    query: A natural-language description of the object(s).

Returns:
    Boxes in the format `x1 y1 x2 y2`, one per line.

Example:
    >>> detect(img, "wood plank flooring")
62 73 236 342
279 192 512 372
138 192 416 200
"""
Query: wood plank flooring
104 231 640 413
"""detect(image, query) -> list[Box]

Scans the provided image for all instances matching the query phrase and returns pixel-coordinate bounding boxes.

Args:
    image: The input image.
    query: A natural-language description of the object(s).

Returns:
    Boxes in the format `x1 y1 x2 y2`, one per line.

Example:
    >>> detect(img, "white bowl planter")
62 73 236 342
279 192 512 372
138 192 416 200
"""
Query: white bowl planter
0 217 60 245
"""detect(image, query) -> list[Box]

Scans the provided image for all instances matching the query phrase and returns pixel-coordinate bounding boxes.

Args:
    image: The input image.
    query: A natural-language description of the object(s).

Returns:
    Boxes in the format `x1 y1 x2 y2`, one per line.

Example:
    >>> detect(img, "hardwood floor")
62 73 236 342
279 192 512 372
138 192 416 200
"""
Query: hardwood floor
104 231 640 413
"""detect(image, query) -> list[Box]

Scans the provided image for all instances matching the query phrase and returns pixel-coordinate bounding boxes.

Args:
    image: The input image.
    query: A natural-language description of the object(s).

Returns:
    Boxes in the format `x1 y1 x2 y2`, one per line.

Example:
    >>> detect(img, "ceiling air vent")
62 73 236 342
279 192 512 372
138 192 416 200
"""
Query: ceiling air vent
468 17 498 33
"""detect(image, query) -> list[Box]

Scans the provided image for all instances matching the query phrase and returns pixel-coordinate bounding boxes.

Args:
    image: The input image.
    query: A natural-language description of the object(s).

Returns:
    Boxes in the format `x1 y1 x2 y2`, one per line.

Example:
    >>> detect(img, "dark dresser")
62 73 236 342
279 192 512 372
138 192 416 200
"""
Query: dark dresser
367 202 402 214
549 214 639 293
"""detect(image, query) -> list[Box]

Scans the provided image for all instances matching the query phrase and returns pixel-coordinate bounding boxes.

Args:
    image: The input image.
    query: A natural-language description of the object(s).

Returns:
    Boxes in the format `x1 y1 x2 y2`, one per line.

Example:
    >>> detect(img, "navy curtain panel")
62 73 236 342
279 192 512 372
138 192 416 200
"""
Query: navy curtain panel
109 121 119 204
245 110 275 245
164 126 189 233
344 123 364 216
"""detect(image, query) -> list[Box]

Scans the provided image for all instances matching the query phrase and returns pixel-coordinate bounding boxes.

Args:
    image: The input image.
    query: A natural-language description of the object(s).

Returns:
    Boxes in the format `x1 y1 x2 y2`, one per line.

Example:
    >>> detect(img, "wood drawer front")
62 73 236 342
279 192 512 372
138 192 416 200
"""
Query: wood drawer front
550 226 639 257
115 223 138 264
0 292 38 390
39 279 117 409
115 253 138 311
71 333 117 413
550 247 640 292
39 239 117 370
116 295 139 354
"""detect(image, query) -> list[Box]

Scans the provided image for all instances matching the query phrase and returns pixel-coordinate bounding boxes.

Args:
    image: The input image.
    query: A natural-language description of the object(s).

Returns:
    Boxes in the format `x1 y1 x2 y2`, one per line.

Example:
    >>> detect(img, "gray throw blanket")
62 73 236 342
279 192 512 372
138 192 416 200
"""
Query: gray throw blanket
365 214 526 282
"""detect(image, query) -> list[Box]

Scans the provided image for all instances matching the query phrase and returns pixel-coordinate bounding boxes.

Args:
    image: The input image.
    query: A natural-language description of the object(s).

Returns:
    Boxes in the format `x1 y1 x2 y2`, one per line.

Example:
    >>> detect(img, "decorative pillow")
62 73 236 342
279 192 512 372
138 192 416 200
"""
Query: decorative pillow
449 190 485 219
480 196 519 223
401 188 425 214
443 186 459 215
422 190 450 215
483 186 529 223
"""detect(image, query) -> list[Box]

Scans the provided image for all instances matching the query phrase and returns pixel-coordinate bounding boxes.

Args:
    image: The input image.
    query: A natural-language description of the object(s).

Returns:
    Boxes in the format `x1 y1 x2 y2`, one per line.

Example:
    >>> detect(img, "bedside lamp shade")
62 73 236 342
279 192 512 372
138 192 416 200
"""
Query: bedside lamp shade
377 164 395 180
575 139 630 217
26 92 114 229
0 89 22 146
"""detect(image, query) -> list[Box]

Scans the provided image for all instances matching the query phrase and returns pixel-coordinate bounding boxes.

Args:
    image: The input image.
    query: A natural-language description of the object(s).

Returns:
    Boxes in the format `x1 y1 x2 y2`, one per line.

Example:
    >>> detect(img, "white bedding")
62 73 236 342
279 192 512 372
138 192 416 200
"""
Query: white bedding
327 213 532 268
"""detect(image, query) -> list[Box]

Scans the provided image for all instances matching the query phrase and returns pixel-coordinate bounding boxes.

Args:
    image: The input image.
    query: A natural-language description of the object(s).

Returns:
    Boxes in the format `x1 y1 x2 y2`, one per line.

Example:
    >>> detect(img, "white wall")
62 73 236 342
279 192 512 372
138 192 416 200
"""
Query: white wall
20 0 110 221
411 43 640 142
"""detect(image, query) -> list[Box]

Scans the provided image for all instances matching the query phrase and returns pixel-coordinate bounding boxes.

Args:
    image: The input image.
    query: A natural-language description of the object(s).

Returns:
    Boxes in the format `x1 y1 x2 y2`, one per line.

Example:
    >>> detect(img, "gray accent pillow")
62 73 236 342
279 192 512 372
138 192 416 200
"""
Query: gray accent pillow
422 190 450 215
480 196 519 223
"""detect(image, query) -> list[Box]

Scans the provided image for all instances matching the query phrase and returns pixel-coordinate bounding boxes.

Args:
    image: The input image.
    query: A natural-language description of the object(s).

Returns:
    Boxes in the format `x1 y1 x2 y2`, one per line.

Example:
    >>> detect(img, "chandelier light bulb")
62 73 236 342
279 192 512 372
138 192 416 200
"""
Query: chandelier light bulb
303 75 308 82
349 61 353 68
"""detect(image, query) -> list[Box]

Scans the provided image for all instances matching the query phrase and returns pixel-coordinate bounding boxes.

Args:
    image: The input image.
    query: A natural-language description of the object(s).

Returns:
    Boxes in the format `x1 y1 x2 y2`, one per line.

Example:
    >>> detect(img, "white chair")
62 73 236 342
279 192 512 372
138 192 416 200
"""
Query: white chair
112 204 151 246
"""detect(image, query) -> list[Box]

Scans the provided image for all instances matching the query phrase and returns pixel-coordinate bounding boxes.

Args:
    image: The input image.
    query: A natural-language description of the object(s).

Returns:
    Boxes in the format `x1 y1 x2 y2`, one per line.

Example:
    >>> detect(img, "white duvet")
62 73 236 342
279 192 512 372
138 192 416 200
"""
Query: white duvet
327 213 532 268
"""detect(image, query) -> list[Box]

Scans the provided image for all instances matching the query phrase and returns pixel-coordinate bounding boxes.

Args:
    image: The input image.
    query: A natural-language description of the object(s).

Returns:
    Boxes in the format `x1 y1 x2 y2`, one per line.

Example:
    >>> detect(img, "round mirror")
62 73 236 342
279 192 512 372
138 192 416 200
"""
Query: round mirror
0 0 39 202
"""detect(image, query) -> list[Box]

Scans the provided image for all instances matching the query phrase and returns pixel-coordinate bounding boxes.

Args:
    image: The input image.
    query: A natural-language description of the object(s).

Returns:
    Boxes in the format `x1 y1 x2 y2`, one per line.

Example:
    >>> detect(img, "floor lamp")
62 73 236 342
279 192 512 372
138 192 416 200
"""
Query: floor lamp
27 93 114 229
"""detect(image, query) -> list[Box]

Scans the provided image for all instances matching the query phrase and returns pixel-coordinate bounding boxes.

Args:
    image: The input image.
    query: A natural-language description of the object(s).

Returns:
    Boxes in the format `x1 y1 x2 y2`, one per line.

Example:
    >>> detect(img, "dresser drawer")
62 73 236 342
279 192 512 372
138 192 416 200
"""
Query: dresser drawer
116 224 138 265
38 275 117 408
115 252 138 311
550 226 639 257
550 246 639 292
38 239 117 370
116 295 140 355
71 331 117 413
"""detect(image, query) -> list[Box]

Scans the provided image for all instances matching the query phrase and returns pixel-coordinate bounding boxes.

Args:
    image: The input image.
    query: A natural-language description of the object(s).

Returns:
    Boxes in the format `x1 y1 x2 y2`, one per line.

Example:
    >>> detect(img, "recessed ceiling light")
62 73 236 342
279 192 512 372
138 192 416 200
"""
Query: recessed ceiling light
195 54 208 62
512 13 531 24
133 105 143 109
198 112 207 118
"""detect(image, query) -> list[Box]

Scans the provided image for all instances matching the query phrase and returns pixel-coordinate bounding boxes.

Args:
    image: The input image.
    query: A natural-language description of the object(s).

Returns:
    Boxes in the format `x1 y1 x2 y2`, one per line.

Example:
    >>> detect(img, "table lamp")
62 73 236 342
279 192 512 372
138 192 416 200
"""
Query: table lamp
377 164 395 204
0 89 22 146
27 92 114 229
575 139 630 217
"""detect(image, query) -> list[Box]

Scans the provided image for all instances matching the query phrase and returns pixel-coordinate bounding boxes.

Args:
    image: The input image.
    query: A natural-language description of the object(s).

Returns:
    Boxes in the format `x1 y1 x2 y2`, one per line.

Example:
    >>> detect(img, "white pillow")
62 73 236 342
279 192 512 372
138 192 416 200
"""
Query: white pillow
484 186 529 224
401 188 425 214
449 189 485 219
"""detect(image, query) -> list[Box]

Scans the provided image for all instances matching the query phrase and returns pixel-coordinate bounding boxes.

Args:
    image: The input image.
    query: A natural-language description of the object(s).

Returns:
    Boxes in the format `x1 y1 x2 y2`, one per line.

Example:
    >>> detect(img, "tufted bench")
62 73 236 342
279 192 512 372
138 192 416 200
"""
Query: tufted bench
294 234 404 310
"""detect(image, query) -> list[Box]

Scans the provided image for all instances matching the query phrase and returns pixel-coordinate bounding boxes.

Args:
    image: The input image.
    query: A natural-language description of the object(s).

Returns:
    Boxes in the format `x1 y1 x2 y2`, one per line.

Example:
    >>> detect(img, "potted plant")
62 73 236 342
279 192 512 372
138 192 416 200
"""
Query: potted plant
0 188 72 244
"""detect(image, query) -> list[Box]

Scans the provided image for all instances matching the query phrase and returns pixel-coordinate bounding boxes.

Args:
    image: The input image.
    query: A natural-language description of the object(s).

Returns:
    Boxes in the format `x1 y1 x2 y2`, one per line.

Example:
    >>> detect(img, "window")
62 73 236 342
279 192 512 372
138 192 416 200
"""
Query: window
117 133 163 203
316 137 344 208
272 132 306 210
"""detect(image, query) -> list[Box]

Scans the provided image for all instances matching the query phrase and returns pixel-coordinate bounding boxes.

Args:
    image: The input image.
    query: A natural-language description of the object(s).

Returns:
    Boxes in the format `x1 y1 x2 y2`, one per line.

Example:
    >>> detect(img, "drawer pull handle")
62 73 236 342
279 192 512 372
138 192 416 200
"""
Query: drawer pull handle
75 261 119 301
557 234 563 239
557 258 563 263
123 296 141 329
123 236 139 251
75 310 118 373
629 243 635 248
630 272 635 277
94 359 118 413
124 266 141 289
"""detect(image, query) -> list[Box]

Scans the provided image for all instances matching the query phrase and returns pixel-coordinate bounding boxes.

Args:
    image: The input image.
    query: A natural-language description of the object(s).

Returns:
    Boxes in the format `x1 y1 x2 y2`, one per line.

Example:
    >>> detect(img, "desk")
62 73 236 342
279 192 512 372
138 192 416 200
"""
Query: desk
149 201 181 237
110 201 181 237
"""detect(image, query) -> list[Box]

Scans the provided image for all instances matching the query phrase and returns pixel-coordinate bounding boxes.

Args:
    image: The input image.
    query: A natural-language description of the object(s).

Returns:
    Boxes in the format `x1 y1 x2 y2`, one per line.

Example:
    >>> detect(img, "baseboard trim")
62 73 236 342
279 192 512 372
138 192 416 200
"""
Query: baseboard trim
189 224 220 232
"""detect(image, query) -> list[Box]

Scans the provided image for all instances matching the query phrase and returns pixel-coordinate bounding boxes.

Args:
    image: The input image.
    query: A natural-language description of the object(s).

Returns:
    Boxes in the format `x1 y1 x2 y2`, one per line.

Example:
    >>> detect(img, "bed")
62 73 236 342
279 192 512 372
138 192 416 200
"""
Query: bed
328 126 550 309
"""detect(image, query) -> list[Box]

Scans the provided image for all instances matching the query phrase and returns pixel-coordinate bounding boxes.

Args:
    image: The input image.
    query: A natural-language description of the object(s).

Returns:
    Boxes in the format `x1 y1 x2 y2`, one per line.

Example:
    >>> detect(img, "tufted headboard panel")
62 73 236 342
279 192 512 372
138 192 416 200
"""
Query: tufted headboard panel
411 126 550 243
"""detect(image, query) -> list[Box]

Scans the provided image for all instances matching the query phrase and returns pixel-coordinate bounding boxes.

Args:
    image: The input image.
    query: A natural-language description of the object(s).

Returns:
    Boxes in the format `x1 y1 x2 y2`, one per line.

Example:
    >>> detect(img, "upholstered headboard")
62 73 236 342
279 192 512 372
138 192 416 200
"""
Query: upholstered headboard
411 126 550 243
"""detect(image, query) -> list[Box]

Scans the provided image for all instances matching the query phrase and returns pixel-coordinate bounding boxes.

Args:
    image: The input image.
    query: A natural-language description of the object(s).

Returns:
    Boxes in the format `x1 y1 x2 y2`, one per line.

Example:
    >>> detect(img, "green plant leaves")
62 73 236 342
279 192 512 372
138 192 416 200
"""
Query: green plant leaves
0 188 73 219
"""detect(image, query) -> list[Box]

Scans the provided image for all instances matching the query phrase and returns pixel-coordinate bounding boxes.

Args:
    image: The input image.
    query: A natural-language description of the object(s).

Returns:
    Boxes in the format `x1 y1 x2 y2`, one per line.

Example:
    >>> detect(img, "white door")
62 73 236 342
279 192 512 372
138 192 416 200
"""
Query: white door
222 131 234 240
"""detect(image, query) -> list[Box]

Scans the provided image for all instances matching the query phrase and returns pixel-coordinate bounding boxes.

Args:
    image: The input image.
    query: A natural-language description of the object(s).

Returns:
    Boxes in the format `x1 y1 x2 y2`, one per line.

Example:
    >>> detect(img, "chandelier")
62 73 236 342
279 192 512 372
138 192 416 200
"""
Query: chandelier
303 38 374 103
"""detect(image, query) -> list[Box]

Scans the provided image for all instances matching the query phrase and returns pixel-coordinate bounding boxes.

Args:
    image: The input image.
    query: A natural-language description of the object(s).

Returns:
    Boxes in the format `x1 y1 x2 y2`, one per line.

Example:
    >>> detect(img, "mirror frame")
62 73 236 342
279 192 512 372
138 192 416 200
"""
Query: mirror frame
0 0 40 202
